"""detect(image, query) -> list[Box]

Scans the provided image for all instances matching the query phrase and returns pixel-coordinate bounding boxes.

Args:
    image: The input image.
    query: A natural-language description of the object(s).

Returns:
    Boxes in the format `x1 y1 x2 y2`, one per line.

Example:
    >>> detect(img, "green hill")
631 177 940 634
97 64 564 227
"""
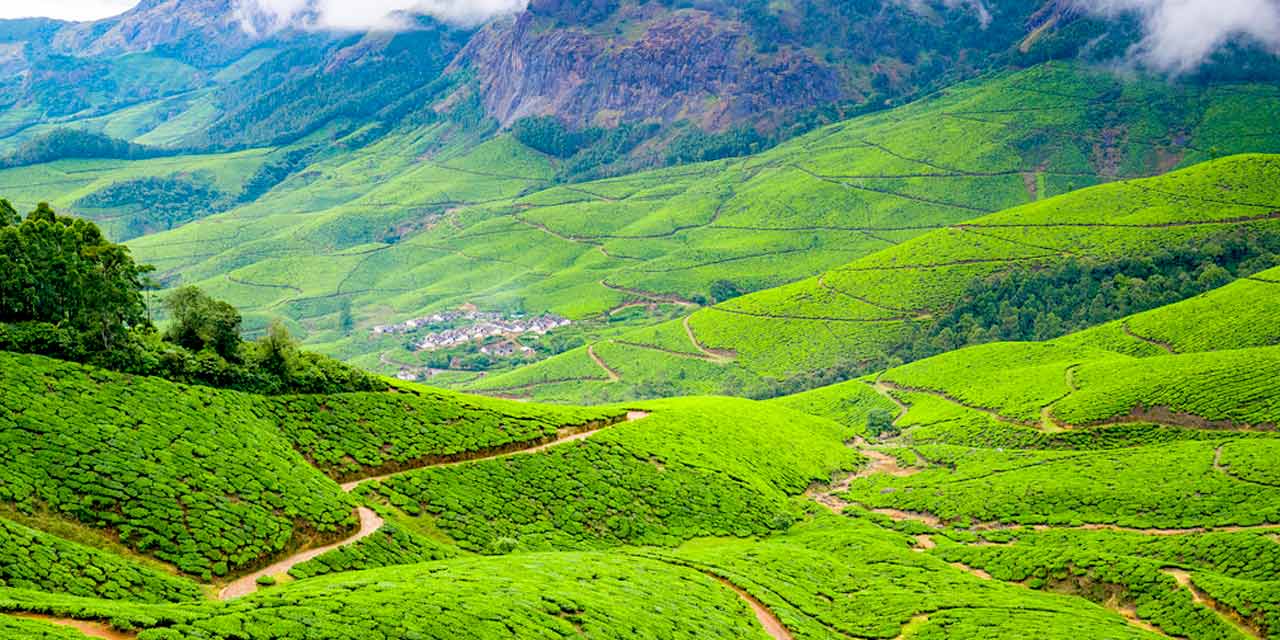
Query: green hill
4 62 1277 390
474 152 1280 401
3 254 1280 638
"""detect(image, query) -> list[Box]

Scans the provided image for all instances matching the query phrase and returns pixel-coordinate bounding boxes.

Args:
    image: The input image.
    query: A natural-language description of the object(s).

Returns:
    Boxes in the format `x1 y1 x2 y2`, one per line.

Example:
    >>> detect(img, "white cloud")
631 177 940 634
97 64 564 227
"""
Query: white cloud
235 0 528 32
0 0 139 21
1070 0 1280 73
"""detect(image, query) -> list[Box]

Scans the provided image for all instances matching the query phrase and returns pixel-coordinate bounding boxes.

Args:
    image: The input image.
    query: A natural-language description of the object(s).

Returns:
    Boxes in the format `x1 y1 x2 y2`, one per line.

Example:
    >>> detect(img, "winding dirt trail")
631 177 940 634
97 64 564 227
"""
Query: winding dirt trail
1123 321 1177 354
218 507 384 600
339 412 650 492
807 438 921 513
587 344 622 382
710 575 794 640
1163 569 1263 640
11 614 134 639
222 411 651 600
683 316 736 362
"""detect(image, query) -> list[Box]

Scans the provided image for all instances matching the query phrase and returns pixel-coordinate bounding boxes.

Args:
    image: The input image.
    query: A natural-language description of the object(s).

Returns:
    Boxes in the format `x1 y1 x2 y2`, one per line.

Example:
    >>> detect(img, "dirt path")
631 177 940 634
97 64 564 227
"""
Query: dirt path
218 507 384 600
1123 321 1177 354
683 316 736 362
868 507 1280 537
223 411 650 600
11 614 134 639
588 344 621 382
599 280 698 307
709 575 794 640
342 412 649 492
1163 569 1263 640
807 438 922 513
870 380 911 421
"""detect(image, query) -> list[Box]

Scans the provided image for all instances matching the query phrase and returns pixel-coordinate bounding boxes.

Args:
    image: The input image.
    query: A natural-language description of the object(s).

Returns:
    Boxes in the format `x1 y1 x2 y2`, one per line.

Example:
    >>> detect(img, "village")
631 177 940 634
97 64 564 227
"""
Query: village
372 310 572 353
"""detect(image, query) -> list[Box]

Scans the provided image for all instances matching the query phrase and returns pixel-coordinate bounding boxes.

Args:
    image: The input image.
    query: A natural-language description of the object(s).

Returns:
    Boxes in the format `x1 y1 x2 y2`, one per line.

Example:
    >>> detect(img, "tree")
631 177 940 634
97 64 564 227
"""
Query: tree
709 280 743 304
866 408 898 438
256 319 299 378
163 286 243 359
0 199 16 226
0 202 151 350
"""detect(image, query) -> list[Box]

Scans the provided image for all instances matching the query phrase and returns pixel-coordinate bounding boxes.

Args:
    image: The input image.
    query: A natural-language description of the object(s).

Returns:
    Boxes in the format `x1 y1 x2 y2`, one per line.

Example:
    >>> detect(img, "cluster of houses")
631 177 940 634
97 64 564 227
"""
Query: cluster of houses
371 310 504 336
411 313 572 352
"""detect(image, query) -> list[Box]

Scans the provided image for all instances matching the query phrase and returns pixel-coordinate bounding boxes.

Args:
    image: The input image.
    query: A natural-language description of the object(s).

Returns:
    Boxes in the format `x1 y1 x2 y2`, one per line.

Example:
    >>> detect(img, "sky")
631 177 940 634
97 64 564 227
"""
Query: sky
0 0 139 21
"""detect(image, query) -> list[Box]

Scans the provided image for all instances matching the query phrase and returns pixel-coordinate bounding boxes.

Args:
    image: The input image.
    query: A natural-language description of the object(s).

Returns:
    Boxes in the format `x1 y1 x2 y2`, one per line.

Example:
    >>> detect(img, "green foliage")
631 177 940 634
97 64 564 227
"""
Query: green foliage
287 523 457 579
0 351 357 579
133 553 771 639
931 530 1272 640
271 385 620 480
866 408 898 438
510 116 598 158
0 517 202 603
74 174 230 240
365 398 857 552
665 126 766 164
3 129 166 168
0 202 151 355
845 440 1280 528
887 229 1280 363
163 286 242 359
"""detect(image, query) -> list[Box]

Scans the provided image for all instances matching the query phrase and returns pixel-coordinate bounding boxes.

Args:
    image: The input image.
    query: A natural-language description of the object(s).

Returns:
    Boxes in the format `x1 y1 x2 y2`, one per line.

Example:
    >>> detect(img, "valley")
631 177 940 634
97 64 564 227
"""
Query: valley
2 0 1280 638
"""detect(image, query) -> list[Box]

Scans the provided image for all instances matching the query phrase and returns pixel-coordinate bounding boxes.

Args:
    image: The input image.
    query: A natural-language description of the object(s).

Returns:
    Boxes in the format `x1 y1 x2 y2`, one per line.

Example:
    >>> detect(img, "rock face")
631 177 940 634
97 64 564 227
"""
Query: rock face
454 7 842 130
50 0 262 66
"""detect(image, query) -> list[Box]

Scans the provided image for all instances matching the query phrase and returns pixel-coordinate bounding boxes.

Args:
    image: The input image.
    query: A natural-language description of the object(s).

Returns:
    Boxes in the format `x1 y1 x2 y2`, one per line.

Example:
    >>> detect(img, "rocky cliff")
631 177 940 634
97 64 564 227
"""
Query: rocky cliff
453 5 842 131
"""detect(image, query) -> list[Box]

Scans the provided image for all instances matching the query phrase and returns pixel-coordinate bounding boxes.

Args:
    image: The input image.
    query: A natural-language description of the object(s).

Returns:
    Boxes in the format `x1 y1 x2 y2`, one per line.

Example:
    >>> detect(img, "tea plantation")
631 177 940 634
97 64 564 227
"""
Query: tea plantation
475 152 1280 401
11 61 1266 382
6 243 1280 638
7 47 1280 640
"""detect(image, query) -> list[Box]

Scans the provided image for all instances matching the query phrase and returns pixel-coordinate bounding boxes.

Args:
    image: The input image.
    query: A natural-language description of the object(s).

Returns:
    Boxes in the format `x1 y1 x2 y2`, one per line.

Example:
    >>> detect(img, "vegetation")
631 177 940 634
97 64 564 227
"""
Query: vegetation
287 523 456 580
363 398 858 552
0 517 202 603
0 351 357 579
74 174 230 240
0 202 386 394
269 384 622 481
3 129 166 168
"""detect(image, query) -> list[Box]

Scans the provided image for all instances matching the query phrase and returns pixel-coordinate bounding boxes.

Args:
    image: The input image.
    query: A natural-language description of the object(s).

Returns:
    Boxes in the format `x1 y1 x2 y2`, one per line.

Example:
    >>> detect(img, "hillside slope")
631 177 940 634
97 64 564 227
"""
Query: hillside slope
33 62 1269 381
3 260 1280 638
471 152 1280 401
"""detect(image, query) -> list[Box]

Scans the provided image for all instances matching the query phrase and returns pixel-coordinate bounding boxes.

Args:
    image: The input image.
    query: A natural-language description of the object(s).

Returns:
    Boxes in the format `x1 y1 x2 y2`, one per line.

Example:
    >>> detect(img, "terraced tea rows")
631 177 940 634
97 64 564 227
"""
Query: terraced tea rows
472 153 1280 401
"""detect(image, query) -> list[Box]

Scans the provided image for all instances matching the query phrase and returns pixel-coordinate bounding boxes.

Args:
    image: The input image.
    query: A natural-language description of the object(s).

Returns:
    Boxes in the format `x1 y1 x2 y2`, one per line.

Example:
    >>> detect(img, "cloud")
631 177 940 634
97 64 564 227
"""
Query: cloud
234 0 528 33
1070 0 1280 73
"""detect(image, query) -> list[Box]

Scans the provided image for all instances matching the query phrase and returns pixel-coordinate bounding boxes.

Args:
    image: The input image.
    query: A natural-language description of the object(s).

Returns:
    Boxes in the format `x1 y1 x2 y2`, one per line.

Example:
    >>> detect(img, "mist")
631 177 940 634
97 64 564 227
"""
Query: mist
1070 0 1280 73
234 0 529 33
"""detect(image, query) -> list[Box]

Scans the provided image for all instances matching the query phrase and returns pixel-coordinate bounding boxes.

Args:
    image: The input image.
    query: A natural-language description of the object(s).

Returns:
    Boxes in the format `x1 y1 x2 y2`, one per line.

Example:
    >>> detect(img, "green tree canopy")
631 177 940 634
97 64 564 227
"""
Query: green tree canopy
0 202 152 351
163 286 244 360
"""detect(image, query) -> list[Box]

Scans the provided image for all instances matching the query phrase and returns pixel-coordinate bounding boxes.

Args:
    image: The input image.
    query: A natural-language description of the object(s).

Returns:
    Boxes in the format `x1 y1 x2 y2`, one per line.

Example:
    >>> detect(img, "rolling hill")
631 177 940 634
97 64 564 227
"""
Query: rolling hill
2 245 1279 639
1 61 1262 387
468 152 1280 401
